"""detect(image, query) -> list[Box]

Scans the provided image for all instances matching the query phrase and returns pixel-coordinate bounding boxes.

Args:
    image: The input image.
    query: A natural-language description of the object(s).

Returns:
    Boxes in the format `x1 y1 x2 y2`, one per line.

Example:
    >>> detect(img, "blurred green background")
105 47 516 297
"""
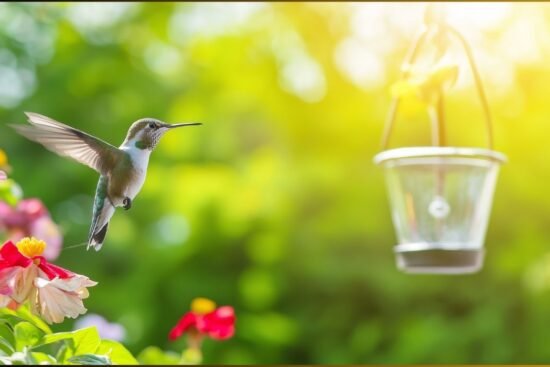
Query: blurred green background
2 2 550 363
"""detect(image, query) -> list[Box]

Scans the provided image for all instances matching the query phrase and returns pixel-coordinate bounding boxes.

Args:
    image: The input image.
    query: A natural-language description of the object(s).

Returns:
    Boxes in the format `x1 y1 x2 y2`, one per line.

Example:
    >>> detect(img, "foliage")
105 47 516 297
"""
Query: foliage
0 304 136 365
0 302 222 365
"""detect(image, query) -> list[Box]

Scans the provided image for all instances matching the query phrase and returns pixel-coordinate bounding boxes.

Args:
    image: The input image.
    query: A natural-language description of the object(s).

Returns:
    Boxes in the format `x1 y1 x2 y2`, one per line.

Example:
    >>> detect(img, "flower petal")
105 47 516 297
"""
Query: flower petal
207 324 235 340
31 273 97 324
0 241 32 269
0 248 37 304
30 217 63 261
35 257 73 280
0 201 13 228
47 273 97 293
11 265 38 303
17 199 48 222
0 267 18 295
168 312 197 341
199 306 236 340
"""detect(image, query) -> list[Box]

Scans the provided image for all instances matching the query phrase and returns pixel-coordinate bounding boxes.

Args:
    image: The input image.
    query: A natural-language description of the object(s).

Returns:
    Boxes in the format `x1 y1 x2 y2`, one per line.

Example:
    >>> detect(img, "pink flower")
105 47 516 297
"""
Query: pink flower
0 170 6 180
17 199 48 222
0 199 62 260
28 217 62 260
169 298 236 342
0 238 96 324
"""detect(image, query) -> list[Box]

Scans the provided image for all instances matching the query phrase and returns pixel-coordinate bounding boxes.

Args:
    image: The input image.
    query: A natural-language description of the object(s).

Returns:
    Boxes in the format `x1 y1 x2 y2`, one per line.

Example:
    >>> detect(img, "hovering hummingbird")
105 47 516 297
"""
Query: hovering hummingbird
11 112 201 250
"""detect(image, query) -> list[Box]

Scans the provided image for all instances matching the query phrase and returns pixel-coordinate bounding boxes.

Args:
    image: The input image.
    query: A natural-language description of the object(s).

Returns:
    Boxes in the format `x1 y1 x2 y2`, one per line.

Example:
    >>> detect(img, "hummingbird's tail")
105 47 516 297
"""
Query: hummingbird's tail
88 176 115 251
88 206 114 251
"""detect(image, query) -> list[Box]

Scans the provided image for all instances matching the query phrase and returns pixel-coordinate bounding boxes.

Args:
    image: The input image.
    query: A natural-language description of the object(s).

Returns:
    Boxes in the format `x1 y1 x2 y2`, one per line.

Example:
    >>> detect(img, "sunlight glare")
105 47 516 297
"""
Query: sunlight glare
445 2 512 31
335 37 386 89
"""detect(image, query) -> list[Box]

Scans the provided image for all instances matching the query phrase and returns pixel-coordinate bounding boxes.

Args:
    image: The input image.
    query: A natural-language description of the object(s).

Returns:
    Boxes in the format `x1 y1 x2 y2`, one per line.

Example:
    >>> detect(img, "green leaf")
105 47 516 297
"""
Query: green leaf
0 352 26 365
137 346 180 365
40 331 77 346
96 340 138 365
0 355 14 364
13 305 52 335
29 352 57 364
0 179 23 206
0 323 14 354
180 348 202 365
0 313 21 332
72 327 101 355
39 326 101 355
0 347 42 365
0 305 52 334
68 353 112 365
0 336 14 355
14 322 43 351
21 347 38 365
55 342 73 364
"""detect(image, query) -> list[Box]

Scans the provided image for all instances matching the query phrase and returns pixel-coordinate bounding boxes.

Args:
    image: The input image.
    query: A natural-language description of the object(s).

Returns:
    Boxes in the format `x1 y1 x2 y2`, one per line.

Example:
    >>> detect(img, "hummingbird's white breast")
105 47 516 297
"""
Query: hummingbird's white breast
120 145 151 201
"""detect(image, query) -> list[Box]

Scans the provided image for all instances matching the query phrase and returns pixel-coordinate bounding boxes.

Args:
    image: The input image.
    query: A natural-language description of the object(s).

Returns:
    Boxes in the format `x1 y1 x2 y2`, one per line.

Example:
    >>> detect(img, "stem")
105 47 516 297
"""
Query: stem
187 332 204 350
181 332 204 365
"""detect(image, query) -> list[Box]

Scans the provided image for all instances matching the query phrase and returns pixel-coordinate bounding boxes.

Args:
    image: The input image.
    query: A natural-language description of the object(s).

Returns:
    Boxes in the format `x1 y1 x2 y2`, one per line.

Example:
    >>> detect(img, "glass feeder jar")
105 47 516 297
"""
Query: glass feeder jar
374 7 508 274
374 147 506 274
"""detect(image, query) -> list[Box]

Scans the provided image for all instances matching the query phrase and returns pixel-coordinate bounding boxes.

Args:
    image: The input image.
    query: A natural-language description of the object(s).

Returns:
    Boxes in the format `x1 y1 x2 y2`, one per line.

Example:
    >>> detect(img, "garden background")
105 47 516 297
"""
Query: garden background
1 2 550 364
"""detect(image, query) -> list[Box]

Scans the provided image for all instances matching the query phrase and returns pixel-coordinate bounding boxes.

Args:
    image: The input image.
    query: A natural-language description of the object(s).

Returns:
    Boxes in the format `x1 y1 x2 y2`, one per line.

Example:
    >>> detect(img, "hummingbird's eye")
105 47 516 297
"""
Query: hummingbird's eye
148 122 156 129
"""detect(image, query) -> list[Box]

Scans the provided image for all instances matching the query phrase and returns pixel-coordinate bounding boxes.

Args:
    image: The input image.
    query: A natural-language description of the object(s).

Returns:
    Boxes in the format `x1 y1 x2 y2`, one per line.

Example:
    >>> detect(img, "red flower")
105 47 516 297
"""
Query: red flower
0 238 96 324
0 241 71 280
169 298 235 342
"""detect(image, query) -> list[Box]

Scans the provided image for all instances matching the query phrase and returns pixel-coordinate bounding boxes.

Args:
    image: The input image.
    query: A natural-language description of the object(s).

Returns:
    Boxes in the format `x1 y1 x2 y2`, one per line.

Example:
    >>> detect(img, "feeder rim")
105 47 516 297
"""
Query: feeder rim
374 146 507 165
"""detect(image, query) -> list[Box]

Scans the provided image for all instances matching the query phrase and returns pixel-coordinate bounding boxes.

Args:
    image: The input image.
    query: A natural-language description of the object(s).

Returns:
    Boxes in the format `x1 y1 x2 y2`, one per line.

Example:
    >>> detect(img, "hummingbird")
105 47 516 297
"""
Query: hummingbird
11 112 201 251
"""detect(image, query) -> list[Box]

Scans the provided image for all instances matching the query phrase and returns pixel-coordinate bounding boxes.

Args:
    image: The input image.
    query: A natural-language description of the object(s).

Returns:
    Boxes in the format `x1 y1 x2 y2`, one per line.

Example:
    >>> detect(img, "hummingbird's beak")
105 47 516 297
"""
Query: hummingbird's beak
164 122 202 129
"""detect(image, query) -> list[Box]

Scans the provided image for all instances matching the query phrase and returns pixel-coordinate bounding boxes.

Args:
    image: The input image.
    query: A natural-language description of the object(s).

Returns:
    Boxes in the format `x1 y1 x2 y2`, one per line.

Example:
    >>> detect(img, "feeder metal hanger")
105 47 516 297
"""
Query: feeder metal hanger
381 4 494 151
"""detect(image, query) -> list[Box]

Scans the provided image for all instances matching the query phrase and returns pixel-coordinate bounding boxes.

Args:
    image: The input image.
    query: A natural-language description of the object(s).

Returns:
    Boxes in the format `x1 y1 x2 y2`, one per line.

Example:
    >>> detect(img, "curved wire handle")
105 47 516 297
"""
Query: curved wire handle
380 7 494 151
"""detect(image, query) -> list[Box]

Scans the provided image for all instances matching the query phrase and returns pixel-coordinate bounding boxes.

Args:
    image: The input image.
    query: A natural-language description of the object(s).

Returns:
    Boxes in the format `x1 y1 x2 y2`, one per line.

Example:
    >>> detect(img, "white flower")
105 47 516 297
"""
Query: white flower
30 272 97 324
10 265 38 304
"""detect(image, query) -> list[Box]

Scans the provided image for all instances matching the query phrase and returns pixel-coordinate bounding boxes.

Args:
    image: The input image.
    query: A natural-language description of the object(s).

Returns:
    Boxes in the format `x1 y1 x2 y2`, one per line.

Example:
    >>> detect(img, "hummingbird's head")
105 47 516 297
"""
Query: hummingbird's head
123 118 201 150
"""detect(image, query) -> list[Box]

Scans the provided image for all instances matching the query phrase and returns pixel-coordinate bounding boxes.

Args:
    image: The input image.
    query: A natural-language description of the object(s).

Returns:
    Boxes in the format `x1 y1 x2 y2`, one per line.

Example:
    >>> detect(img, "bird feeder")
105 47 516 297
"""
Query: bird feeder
374 7 507 274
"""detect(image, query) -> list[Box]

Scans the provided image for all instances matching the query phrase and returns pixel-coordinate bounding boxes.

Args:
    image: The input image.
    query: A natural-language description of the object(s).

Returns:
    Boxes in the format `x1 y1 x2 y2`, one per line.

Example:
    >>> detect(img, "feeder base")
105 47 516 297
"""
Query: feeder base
394 247 484 274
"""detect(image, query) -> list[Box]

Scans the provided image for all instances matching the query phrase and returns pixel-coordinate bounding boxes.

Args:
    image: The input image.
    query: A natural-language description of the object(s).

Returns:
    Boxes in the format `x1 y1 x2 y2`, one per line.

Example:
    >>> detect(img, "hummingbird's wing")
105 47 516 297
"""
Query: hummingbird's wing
11 112 122 175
